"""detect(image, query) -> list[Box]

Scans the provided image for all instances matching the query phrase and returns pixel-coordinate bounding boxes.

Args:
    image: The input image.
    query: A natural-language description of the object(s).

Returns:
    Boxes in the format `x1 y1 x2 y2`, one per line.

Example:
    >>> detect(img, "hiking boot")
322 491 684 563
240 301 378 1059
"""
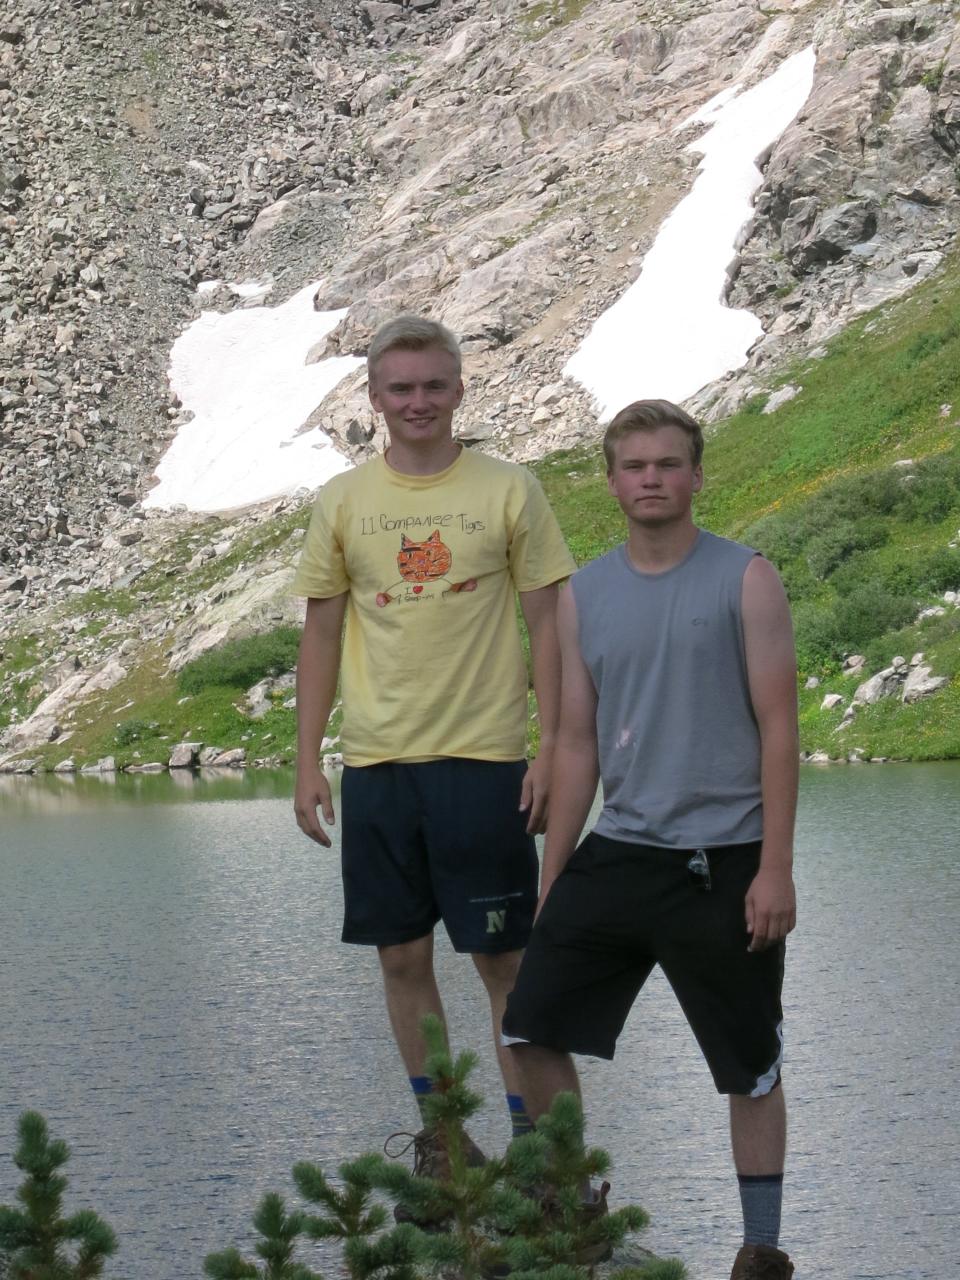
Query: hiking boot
730 1243 795 1280
387 1127 486 1229
542 1180 613 1265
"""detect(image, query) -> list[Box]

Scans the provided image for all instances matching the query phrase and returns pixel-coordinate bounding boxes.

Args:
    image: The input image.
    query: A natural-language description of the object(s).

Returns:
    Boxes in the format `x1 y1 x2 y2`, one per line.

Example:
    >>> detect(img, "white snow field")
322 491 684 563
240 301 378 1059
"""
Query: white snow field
564 47 816 421
144 284 362 512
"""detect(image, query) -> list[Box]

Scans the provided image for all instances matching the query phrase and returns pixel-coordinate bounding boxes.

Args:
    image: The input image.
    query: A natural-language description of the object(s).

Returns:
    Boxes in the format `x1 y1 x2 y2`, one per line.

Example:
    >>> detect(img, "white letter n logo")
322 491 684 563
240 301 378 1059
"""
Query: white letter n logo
486 909 507 934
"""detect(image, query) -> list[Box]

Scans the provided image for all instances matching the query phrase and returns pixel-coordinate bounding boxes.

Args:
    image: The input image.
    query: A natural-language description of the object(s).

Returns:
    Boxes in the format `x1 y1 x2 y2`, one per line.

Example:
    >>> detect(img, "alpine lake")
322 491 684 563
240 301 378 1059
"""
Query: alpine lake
2 761 958 1280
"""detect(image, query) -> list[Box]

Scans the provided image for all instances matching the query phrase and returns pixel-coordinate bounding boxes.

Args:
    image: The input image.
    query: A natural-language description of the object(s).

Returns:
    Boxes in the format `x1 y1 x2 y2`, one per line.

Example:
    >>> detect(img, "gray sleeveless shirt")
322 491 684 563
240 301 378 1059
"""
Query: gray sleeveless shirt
572 530 763 849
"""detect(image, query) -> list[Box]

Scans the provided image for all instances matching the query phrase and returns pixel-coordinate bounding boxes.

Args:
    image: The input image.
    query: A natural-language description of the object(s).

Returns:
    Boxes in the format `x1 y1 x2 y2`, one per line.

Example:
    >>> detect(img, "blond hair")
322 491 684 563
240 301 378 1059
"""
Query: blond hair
603 399 704 469
367 314 462 382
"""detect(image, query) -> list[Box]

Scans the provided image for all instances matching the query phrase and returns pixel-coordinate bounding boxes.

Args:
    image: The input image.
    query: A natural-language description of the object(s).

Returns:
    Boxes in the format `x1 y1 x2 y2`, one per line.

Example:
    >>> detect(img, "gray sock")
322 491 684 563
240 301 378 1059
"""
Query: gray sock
738 1173 783 1247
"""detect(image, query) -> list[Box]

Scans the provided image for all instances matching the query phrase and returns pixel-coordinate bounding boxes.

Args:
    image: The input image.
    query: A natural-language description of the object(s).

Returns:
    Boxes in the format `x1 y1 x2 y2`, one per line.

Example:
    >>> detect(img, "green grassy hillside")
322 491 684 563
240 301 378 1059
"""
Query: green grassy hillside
3 257 959 769
536 256 960 760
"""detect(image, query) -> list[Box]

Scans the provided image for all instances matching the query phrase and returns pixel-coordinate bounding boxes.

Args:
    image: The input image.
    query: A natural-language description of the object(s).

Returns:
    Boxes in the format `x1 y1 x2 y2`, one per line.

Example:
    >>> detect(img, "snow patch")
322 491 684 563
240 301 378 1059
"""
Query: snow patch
145 284 363 512
564 47 816 421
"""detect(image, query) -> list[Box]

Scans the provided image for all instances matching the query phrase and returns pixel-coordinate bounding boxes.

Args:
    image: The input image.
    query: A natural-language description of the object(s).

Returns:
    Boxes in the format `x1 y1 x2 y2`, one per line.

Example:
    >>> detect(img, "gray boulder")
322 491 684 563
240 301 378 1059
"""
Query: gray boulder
169 742 202 769
901 664 948 703
854 667 900 705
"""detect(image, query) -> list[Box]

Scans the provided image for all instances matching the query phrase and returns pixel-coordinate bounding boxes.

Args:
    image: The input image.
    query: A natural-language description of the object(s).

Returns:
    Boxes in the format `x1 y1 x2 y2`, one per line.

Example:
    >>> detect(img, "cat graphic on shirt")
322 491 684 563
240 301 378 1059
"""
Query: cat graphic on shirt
376 531 477 607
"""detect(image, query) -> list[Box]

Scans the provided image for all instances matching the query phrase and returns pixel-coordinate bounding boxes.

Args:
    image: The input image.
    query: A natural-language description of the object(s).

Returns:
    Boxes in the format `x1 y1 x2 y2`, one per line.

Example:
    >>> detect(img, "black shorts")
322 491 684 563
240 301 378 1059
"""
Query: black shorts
502 833 785 1096
340 759 538 954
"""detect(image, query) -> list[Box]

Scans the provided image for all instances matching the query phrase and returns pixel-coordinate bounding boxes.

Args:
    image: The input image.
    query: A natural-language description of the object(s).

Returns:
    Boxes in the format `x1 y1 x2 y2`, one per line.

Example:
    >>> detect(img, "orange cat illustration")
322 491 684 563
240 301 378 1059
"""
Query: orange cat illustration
376 531 477 606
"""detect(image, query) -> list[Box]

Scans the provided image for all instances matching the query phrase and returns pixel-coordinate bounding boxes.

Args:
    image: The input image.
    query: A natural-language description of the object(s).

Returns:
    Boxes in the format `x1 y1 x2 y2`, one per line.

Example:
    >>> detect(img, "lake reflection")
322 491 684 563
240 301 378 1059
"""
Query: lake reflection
1 764 958 1280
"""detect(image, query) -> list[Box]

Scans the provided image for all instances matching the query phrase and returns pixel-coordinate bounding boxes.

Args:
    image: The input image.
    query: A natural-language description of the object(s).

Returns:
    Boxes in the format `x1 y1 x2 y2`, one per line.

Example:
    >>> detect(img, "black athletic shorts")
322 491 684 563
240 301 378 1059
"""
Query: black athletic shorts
340 759 538 954
502 833 785 1096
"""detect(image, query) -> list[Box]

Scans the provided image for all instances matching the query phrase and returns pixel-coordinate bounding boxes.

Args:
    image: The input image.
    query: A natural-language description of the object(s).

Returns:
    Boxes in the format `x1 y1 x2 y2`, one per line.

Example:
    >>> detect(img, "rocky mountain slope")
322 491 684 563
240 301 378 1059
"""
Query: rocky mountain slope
2 0 959 763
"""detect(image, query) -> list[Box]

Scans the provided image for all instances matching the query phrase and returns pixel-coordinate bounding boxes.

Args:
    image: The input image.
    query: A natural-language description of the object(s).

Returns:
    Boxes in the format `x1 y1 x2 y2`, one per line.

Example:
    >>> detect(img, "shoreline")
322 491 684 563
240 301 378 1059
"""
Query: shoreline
4 751 959 780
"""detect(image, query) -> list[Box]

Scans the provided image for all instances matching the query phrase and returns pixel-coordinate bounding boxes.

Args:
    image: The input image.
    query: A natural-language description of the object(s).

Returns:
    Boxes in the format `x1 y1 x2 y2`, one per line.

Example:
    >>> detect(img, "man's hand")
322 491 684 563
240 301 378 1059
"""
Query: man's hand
519 752 552 835
294 764 337 847
744 863 796 951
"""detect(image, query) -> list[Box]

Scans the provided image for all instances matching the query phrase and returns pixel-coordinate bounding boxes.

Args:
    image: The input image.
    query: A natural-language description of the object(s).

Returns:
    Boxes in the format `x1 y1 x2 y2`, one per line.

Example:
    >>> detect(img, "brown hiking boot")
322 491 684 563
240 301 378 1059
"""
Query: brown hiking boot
485 1181 613 1276
387 1127 486 1228
730 1243 794 1279
542 1180 613 1265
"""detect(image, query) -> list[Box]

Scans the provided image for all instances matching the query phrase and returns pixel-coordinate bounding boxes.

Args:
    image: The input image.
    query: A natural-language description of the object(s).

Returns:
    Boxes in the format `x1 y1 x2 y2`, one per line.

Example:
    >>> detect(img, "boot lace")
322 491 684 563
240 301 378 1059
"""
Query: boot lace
383 1128 446 1177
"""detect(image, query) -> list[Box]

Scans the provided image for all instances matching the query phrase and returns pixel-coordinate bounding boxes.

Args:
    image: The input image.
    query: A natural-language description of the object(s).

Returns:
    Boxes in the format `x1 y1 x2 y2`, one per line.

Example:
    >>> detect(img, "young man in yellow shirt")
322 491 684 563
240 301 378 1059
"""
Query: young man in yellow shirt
292 315 575 1210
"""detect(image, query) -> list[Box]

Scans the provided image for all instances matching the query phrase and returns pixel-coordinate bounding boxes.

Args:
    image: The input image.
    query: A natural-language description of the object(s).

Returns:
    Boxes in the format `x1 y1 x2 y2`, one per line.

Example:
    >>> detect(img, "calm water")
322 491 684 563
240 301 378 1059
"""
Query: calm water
2 764 958 1279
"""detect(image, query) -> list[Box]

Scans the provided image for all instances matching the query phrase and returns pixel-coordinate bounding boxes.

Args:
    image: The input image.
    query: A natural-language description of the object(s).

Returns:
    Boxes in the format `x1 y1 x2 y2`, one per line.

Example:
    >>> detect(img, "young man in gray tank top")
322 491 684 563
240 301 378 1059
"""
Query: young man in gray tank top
502 400 799 1280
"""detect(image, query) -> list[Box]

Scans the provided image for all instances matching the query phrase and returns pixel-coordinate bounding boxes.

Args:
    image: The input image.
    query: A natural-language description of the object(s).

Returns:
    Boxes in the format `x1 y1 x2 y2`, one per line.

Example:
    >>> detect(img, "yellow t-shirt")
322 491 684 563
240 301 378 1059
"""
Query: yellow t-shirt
292 449 576 766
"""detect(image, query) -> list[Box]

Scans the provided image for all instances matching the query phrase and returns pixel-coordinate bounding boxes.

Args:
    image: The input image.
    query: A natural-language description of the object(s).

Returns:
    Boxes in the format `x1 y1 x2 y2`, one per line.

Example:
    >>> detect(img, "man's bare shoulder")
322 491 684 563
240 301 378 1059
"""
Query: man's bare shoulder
742 552 790 601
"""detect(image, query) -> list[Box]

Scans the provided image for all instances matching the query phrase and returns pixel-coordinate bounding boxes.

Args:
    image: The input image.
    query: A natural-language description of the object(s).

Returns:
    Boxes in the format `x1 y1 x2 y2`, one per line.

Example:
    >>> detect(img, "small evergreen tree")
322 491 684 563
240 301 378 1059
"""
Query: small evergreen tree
0 1111 117 1280
203 1191 319 1280
204 1155 420 1280
367 1016 682 1280
295 1153 420 1280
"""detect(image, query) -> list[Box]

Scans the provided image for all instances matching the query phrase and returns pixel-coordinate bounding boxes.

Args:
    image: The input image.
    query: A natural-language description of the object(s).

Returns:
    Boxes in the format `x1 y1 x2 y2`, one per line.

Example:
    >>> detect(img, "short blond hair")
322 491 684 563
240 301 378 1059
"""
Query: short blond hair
603 399 704 470
367 314 462 382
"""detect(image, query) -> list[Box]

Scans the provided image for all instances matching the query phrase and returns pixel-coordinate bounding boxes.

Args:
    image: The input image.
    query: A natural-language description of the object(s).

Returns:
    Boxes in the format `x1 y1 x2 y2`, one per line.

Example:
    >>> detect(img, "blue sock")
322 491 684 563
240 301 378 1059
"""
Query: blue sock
506 1093 534 1138
410 1075 433 1125
738 1173 784 1247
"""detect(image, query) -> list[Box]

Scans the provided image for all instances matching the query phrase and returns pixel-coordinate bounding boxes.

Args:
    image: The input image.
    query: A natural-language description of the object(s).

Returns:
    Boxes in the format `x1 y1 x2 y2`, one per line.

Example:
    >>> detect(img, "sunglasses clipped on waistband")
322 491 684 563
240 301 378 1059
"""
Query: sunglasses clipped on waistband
686 848 712 892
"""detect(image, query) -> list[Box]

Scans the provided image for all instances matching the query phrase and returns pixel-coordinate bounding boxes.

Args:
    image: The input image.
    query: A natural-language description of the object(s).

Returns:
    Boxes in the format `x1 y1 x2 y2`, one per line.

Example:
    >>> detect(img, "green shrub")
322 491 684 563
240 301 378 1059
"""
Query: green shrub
836 546 960 598
898 453 960 522
114 717 154 746
177 628 301 695
804 517 888 579
792 601 841 670
831 583 917 651
794 583 918 667
744 511 806 566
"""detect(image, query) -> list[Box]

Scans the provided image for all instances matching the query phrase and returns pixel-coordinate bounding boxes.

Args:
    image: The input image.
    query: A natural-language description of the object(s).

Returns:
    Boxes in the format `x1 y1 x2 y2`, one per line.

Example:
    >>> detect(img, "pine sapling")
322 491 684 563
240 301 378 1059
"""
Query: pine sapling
0 1111 117 1280
203 1191 319 1280
294 1153 419 1280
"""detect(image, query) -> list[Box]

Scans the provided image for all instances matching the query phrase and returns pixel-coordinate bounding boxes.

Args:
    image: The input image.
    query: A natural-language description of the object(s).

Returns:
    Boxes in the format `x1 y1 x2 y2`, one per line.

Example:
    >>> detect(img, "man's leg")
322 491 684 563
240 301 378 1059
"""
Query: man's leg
729 1085 787 1175
727 1087 792 1277
508 1040 608 1256
378 932 446 1077
504 1041 582 1120
473 949 535 1136
471 949 526 1096
378 932 482 1225
420 759 541 1136
473 949 582 1137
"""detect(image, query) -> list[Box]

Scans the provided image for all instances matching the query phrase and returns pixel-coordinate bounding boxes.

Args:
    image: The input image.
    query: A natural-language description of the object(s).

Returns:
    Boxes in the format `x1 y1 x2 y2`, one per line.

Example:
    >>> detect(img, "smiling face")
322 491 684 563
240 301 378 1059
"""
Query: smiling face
368 345 464 454
607 424 703 528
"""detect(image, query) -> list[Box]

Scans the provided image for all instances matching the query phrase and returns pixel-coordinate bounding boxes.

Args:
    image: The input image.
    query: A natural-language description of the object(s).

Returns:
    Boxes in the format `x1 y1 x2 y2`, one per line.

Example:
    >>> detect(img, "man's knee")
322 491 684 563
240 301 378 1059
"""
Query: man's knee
378 935 435 985
471 948 523 995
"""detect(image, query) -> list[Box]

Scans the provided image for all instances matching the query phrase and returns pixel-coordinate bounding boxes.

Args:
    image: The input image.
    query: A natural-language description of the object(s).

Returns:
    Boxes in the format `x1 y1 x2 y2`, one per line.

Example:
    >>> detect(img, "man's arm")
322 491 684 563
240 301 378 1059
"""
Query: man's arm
742 555 799 950
518 582 563 834
293 593 347 847
538 583 600 911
